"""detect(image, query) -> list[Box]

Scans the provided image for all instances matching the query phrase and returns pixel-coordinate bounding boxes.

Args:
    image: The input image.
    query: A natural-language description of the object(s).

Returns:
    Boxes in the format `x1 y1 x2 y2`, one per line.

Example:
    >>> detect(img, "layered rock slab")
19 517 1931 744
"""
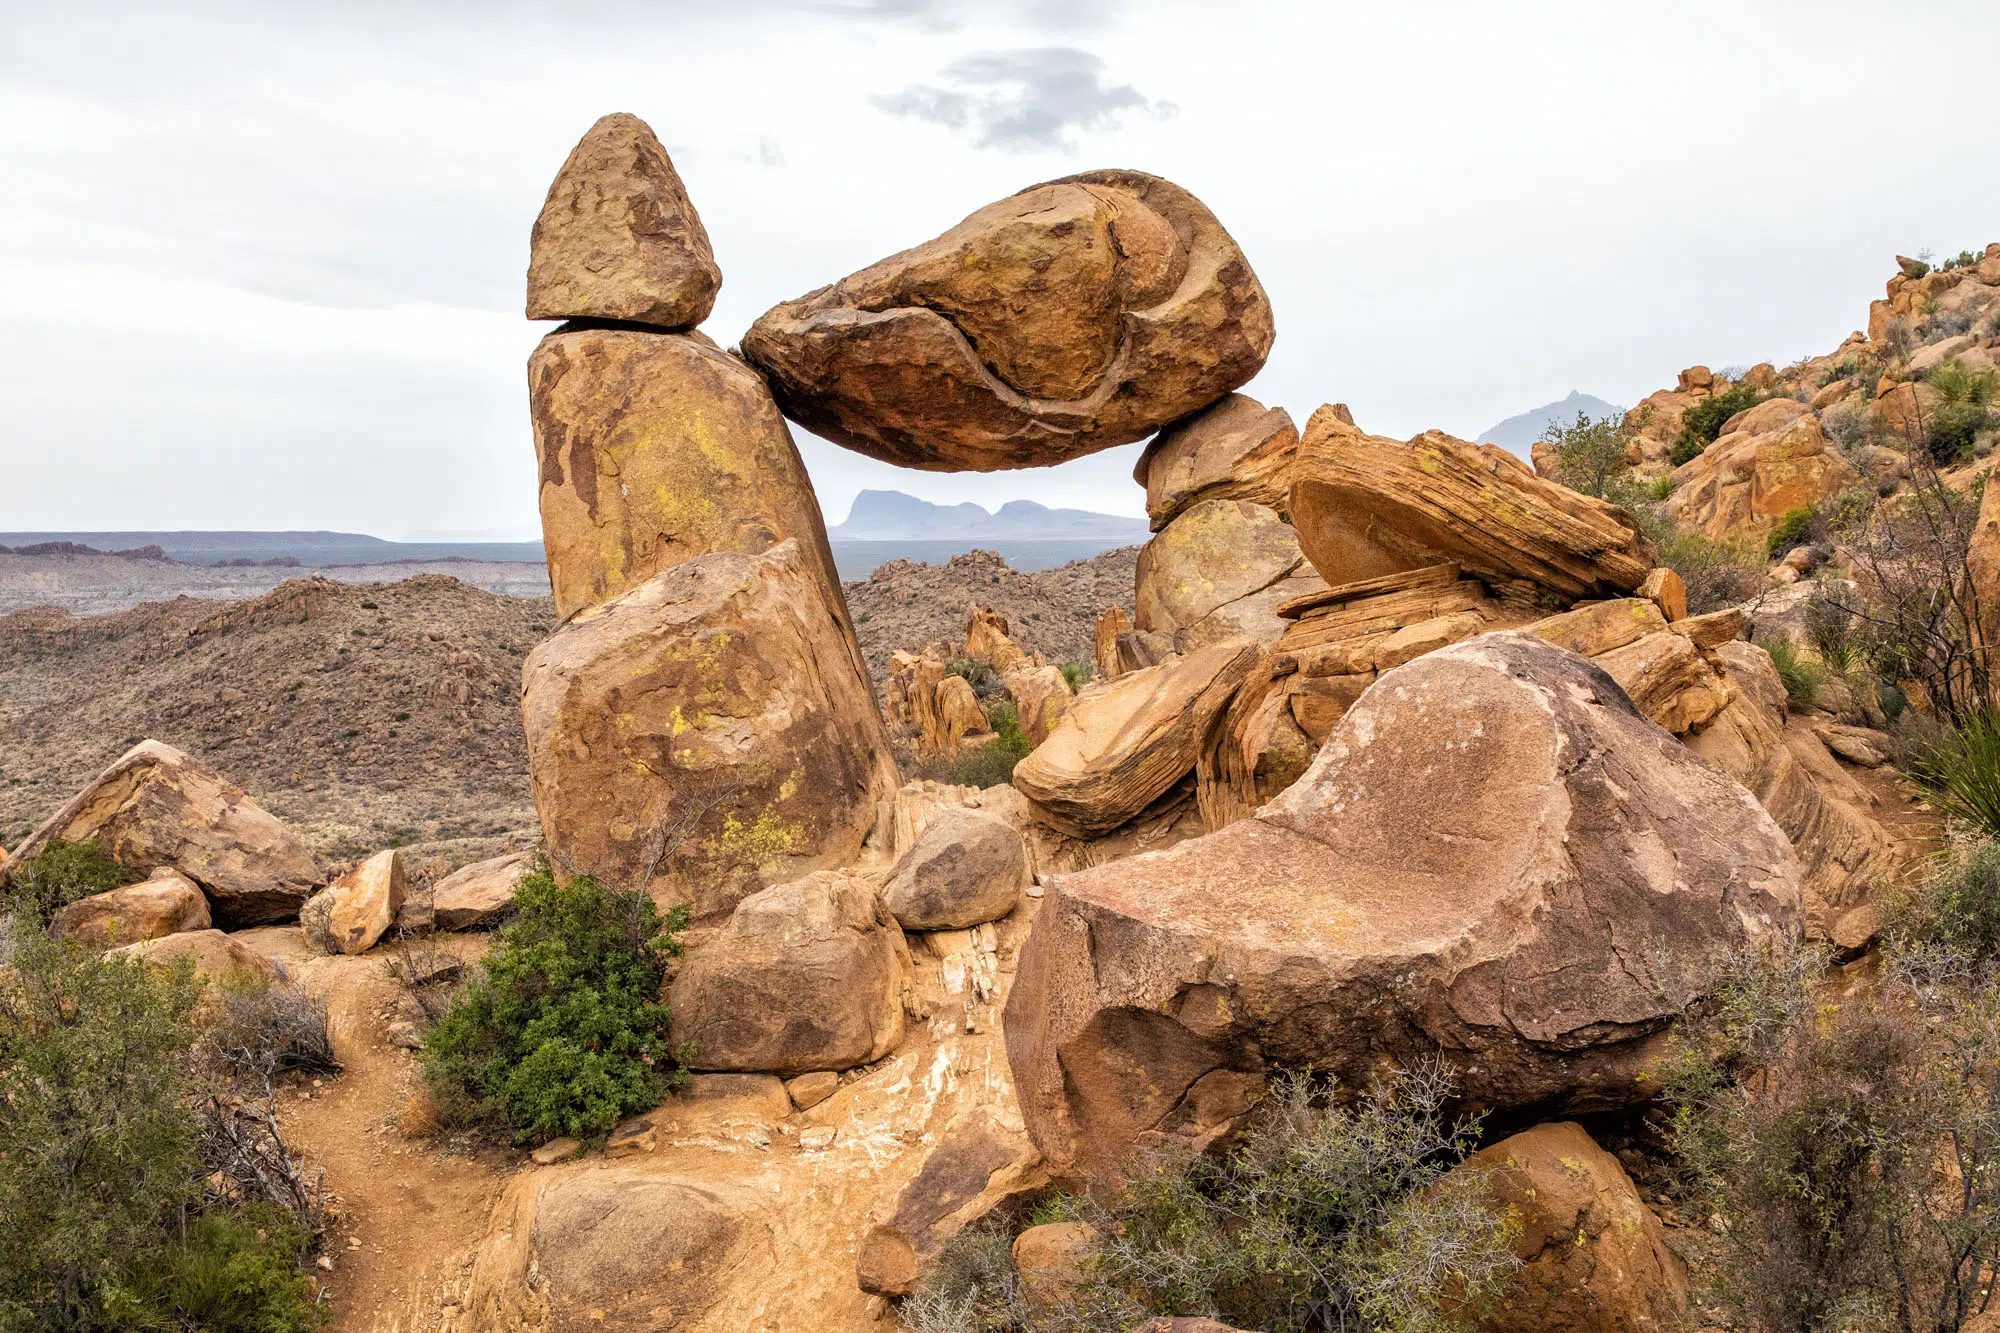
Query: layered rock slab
6 740 318 927
528 325 855 627
521 540 899 923
1006 633 1799 1181
525 112 721 329
741 170 1273 471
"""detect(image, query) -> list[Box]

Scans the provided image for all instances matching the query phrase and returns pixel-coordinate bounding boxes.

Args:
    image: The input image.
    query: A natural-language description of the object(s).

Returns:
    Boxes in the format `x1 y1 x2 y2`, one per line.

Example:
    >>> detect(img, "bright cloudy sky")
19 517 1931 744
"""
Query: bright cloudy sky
4 0 1998 538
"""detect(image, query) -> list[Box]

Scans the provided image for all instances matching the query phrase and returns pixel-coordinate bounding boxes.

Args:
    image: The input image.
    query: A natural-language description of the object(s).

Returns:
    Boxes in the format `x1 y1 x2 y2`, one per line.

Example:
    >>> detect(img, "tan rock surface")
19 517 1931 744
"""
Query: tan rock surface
964 606 1029 672
1967 470 2000 652
528 325 853 624
1667 398 1860 543
741 170 1273 471
1637 567 1687 621
1094 605 1130 680
525 112 720 328
108 928 281 985
1134 393 1298 530
1290 411 1654 600
1006 633 1799 1181
1001 663 1074 746
1011 637 1261 836
1135 498 1304 637
6 740 318 927
854 1106 1045 1296
881 807 1027 931
300 848 405 956
427 850 530 930
521 540 899 923
670 870 906 1074
1529 599 1670 658
50 866 211 949
1459 1121 1688 1333
1593 631 1729 734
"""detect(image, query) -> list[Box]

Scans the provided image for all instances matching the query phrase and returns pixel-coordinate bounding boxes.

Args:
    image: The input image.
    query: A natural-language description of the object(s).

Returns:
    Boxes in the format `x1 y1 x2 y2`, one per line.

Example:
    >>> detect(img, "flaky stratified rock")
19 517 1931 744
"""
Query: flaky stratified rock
670 870 906 1074
51 867 211 950
529 326 853 623
521 540 899 923
1289 409 1655 601
1011 638 1261 836
741 171 1273 472
300 849 405 956
526 112 720 328
1134 394 1299 530
1006 633 1799 1181
1456 1122 1688 1333
881 807 1027 931
1134 498 1304 639
6 741 318 927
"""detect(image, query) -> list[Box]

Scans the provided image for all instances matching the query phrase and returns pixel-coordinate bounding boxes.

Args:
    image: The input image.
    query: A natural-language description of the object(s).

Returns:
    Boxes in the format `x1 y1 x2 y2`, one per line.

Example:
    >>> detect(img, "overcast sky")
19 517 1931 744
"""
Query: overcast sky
4 0 1997 538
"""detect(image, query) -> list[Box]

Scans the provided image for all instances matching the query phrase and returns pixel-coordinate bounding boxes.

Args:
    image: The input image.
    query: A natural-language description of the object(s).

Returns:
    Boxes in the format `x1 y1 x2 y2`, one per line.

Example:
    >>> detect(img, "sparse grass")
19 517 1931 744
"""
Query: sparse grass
1756 637 1824 710
1912 710 2000 841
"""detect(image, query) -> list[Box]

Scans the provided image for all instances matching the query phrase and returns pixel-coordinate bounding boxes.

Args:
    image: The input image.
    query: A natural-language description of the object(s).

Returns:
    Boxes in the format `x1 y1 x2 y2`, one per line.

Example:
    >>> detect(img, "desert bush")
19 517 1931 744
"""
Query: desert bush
3 838 140 924
1922 362 1998 464
97 1206 321 1333
1888 836 2000 968
1755 637 1823 710
421 858 688 1146
201 977 339 1082
903 1225 1031 1333
1911 709 2000 841
1764 506 1821 557
1823 403 1873 454
1041 1066 1514 1333
1926 308 1982 341
947 658 1005 700
1541 410 1633 500
1058 661 1087 690
1661 926 2000 1333
1644 521 1763 614
1671 381 1766 466
1802 589 1862 672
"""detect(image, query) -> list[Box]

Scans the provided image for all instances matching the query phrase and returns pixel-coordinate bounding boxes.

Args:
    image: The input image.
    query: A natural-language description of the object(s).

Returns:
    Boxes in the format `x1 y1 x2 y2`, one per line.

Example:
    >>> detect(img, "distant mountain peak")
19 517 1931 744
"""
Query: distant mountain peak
829 490 1146 541
1478 392 1625 459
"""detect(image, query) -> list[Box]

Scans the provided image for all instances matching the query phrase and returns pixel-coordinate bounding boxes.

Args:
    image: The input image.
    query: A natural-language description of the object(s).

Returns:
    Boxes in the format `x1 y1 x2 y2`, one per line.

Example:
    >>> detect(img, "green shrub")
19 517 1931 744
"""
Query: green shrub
1756 637 1823 710
1765 506 1821 557
1541 410 1633 499
1645 521 1763 614
969 1066 1519 1333
421 859 688 1146
99 1206 322 1333
1670 382 1767 466
4 838 141 924
1888 837 2000 965
1058 661 1087 690
1912 709 2000 840
947 658 1003 699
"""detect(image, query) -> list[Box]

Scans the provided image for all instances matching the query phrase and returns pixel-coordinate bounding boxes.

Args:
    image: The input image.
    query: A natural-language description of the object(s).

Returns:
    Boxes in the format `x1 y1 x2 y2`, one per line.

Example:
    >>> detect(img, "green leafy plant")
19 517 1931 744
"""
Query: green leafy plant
421 858 689 1145
1541 410 1633 500
1670 382 1767 466
1058 662 1087 690
1912 709 2000 840
1756 637 1823 710
99 1207 322 1333
3 838 141 924
1765 506 1821 558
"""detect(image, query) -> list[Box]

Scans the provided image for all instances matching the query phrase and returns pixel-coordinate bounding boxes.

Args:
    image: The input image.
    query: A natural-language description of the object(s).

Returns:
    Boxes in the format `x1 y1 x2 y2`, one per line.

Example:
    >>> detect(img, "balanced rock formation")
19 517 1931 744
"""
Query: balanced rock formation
51 867 211 950
528 325 855 625
670 870 906 1074
1007 633 1799 1181
1134 498 1305 643
522 540 899 923
1665 397 1860 544
1289 408 1655 601
1456 1122 1688 1333
741 170 1273 471
6 740 318 927
300 848 406 956
1011 637 1261 837
525 112 720 329
880 807 1027 931
1135 393 1299 530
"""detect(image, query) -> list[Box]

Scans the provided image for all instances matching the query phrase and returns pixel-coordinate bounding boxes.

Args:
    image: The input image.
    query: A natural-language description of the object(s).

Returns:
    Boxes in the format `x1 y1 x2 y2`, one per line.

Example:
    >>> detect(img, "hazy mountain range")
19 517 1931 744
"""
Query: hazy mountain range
828 490 1149 541
1477 391 1624 457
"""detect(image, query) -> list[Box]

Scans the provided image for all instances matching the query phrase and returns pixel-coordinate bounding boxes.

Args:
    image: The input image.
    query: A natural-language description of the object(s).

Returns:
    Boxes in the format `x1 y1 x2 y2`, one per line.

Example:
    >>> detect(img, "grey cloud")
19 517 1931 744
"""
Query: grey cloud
874 47 1171 150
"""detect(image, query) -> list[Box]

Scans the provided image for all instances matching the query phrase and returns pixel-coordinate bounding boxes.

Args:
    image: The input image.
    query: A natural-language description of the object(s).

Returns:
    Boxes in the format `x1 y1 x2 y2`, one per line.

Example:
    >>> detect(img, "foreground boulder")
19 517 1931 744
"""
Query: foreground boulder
741 170 1273 471
108 929 280 986
670 870 906 1074
528 325 854 623
880 807 1028 931
51 867 210 949
7 741 318 927
525 112 720 328
522 540 900 922
1133 498 1305 641
1012 638 1261 836
1006 633 1799 1180
1289 408 1655 601
300 849 405 955
1456 1122 1688 1333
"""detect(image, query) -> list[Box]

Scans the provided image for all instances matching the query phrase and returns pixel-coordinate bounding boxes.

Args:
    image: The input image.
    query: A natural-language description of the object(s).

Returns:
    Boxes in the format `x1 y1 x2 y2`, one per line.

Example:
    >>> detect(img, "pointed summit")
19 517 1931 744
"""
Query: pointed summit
526 112 721 329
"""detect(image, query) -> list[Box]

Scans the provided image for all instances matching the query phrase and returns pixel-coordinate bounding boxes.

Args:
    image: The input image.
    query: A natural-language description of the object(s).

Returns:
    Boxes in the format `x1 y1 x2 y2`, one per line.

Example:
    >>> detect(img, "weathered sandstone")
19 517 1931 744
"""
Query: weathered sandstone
51 867 211 949
300 848 405 956
1134 393 1298 530
880 807 1027 931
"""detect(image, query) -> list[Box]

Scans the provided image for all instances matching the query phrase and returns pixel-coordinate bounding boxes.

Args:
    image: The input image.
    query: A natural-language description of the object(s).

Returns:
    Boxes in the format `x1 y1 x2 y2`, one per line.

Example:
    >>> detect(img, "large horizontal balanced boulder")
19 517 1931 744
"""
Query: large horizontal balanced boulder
1134 498 1304 640
528 325 855 626
6 741 318 927
1011 637 1261 837
522 540 900 923
670 870 906 1074
1134 393 1299 530
525 112 720 329
741 170 1273 472
1289 408 1655 601
51 867 211 950
1006 633 1800 1181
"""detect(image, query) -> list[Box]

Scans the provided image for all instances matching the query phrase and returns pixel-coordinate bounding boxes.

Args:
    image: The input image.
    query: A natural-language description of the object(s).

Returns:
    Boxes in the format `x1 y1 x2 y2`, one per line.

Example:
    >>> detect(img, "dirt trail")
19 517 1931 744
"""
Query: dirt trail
250 931 508 1333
